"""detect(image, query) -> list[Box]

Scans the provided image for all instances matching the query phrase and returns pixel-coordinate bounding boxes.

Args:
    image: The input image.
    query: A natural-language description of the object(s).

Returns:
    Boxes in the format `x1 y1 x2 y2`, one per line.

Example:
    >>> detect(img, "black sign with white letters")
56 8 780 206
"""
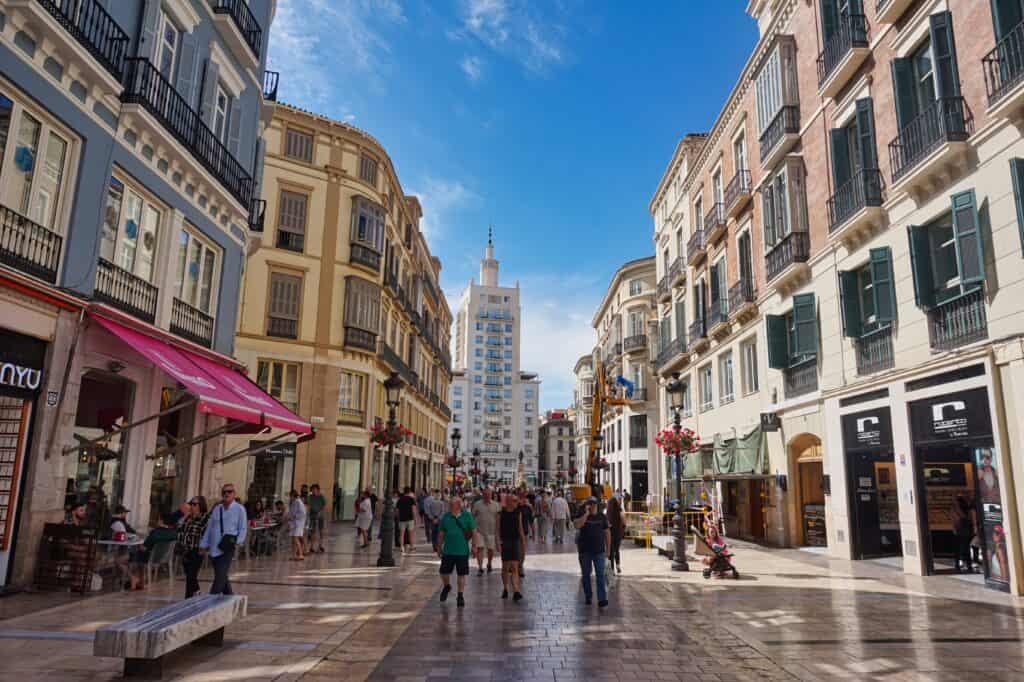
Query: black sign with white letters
841 406 893 452
909 387 992 443
0 328 47 399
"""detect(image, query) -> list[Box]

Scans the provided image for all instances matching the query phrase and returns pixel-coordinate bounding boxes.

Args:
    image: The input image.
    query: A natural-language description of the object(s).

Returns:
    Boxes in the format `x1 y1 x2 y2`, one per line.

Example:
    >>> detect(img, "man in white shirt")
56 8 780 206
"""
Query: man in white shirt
200 483 248 595
471 488 501 574
550 492 570 544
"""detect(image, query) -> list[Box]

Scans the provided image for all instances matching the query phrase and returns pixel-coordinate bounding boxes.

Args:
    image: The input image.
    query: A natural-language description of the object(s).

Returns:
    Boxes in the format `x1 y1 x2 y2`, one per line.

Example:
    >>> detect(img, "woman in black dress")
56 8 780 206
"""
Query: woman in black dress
498 493 525 602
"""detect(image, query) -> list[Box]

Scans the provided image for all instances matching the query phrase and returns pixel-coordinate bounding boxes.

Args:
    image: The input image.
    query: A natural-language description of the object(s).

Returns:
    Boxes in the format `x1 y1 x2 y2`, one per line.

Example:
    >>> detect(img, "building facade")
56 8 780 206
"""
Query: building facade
227 103 452 516
651 0 1024 595
590 257 661 503
571 354 594 486
449 236 541 485
538 409 574 486
0 0 285 588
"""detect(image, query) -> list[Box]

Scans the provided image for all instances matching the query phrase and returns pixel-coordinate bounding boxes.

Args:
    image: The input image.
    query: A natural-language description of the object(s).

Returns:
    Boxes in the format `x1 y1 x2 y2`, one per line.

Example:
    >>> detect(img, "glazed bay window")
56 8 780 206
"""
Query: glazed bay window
96 176 161 322
828 99 882 232
766 293 819 398
170 227 220 347
276 190 307 252
343 275 381 352
698 364 714 412
350 196 384 271
762 158 810 282
839 247 896 374
337 371 366 425
0 93 72 283
267 271 301 339
755 35 799 166
257 360 300 413
908 190 988 351
718 350 735 405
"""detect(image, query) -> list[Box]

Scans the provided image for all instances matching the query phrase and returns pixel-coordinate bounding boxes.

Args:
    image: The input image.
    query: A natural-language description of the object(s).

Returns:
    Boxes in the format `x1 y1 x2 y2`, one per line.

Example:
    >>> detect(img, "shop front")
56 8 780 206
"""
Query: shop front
334 445 362 521
841 406 900 559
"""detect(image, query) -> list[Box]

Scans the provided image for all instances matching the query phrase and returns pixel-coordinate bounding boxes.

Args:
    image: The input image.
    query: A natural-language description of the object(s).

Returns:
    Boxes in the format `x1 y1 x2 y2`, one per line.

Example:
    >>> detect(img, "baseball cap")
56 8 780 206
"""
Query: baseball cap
114 504 130 514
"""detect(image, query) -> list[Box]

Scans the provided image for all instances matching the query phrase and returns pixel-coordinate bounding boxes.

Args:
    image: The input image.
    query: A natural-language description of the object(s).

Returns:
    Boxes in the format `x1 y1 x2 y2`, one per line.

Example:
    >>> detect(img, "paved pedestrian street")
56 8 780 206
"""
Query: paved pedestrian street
2 526 1024 681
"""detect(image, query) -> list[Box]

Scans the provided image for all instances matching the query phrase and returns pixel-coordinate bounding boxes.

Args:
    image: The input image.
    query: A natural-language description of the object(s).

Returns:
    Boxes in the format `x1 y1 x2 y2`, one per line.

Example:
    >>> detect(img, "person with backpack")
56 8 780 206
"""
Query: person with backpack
436 495 476 607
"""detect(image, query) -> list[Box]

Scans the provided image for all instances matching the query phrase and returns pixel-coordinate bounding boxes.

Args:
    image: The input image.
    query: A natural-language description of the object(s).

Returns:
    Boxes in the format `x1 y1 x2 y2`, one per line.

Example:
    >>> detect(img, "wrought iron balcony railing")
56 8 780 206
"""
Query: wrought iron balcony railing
0 204 62 283
856 324 894 375
688 319 707 344
94 258 158 323
37 0 129 80
121 58 253 206
784 356 818 399
888 97 972 182
623 334 648 353
380 340 417 387
687 229 706 264
212 0 263 57
704 202 726 233
656 276 670 300
343 326 376 352
817 13 869 87
983 21 1024 105
708 300 729 329
827 168 883 232
668 257 681 284
267 315 298 339
766 231 810 282
929 288 988 351
276 230 303 252
728 279 756 313
724 169 752 212
263 70 279 102
170 298 214 348
759 105 799 164
350 243 381 271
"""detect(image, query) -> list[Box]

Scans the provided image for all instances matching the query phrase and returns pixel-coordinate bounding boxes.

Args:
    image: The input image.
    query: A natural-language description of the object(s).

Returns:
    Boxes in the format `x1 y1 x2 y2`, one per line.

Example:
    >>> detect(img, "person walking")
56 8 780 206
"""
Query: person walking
426 489 445 551
607 496 625 575
396 487 418 554
307 484 327 553
288 489 307 560
573 496 610 607
178 495 209 598
516 490 534 577
355 490 373 548
537 492 551 543
471 488 501 575
551 491 570 544
436 496 476 608
199 484 248 595
498 493 525 602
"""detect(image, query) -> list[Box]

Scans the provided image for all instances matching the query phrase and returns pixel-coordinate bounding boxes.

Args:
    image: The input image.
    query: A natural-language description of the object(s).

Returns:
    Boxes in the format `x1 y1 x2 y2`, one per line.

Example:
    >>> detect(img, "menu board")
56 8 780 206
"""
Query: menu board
803 504 827 547
0 397 28 551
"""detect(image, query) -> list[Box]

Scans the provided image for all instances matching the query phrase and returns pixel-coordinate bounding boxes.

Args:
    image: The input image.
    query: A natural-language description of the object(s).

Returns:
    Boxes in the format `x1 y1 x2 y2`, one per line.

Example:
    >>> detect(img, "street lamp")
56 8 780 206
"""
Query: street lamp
449 428 462 497
666 372 689 571
592 433 605 497
471 447 480 488
377 371 405 568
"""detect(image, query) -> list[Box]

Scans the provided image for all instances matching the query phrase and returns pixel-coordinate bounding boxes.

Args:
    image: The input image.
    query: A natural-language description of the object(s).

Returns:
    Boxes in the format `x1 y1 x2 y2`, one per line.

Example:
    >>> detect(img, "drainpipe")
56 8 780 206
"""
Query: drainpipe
43 309 86 461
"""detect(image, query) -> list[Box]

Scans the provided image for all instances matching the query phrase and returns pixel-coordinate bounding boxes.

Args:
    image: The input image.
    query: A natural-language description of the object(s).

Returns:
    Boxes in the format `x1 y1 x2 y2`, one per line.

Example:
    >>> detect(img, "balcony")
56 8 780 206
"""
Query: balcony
876 0 915 25
929 288 988 352
856 325 894 375
827 168 884 242
817 13 870 98
784 356 818 400
350 243 381 272
629 388 648 403
728 279 757 323
623 334 648 354
121 58 253 207
759 105 800 168
724 170 752 219
276 230 303 252
654 336 686 373
33 0 129 80
263 70 280 102
687 229 706 266
267 315 297 339
656 276 671 302
94 258 158 323
0 204 62 283
612 342 623 358
379 340 417 387
888 97 972 194
211 0 263 60
689 319 709 354
983 21 1024 121
247 199 266 233
344 326 376 353
337 407 364 426
704 202 727 244
669 256 685 287
708 300 729 337
170 298 214 348
765 231 810 287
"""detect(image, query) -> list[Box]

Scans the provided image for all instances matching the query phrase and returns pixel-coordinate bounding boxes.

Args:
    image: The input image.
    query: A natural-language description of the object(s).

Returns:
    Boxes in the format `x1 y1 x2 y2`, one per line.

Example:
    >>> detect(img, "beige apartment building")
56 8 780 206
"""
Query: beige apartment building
538 409 574 486
572 354 595 485
227 103 452 520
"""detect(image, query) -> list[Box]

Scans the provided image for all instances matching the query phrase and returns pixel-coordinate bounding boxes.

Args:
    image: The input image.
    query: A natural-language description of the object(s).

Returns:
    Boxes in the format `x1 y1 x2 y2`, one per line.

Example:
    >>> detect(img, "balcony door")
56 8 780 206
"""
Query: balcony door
738 231 753 287
993 0 1024 41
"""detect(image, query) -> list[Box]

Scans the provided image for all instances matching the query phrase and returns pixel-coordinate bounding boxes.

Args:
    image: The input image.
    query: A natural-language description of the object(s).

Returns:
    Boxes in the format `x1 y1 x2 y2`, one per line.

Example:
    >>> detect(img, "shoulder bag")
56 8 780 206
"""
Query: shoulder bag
217 504 238 554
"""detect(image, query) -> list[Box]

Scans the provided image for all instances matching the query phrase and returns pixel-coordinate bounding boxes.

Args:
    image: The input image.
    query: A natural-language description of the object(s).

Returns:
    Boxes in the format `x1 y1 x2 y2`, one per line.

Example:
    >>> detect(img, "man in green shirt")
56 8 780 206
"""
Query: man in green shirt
436 496 476 608
307 484 327 553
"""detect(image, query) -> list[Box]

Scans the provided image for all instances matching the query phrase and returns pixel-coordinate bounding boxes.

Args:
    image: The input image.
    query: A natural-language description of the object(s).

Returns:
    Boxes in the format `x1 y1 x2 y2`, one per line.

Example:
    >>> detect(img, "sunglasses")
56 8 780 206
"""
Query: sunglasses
222 489 235 495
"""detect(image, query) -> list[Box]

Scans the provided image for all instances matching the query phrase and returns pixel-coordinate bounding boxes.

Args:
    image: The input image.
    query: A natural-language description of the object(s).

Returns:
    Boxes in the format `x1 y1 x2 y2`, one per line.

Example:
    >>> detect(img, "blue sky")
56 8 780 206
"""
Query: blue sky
268 0 758 410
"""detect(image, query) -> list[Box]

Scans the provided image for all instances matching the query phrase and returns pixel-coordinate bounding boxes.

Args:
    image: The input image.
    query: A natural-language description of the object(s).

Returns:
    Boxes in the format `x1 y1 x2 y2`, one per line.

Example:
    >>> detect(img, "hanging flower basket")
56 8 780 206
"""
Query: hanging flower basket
446 455 463 469
369 421 412 448
655 426 700 455
469 467 481 476
568 466 578 476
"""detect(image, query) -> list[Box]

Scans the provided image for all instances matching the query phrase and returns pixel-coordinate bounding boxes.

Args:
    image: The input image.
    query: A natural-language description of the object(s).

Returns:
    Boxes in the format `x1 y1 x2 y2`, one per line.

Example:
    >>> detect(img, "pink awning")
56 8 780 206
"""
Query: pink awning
91 314 311 434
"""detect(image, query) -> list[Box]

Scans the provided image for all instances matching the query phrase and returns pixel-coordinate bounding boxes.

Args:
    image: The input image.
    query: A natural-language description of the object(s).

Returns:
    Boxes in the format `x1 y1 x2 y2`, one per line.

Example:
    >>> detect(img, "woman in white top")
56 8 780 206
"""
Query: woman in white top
287 489 307 560
355 491 373 548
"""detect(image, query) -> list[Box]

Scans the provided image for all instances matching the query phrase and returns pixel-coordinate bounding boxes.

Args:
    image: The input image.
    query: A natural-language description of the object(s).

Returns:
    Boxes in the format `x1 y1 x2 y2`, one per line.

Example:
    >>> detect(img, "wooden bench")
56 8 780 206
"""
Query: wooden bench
94 594 247 678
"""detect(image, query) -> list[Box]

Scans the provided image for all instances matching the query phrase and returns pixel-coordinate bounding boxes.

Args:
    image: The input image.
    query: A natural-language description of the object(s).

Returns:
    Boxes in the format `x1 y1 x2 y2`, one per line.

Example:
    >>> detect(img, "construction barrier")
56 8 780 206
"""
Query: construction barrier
622 510 706 549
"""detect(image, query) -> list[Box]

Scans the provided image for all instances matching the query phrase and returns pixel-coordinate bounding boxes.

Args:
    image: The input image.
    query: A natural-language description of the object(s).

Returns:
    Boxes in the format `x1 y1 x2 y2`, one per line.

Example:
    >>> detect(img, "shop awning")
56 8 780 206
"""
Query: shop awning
91 314 311 434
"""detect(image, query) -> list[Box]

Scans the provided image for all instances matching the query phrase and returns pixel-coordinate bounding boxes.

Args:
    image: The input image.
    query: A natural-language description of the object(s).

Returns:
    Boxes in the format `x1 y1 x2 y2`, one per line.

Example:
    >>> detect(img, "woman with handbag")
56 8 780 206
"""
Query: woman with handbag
177 495 209 598
436 495 476 608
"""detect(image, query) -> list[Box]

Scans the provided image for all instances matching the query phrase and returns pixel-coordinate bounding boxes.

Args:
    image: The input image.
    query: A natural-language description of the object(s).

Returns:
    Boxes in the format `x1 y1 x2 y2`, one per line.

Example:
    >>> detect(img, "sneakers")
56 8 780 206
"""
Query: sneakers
456 593 465 608
616 566 622 575
501 589 508 599
598 600 608 608
440 585 451 602
584 597 592 605
478 568 484 576
512 592 523 602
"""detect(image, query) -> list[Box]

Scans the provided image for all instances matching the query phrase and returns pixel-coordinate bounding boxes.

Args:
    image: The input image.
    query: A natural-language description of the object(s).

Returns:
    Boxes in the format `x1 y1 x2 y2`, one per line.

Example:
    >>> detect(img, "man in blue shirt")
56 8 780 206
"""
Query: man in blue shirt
200 483 248 595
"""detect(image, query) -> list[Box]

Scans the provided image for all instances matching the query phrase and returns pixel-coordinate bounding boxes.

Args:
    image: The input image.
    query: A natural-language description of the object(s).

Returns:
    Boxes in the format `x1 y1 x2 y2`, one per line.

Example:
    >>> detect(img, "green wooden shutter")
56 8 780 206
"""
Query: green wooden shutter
821 0 839 41
766 315 788 369
709 263 720 310
992 0 1024 41
838 270 862 338
718 260 728 314
830 127 851 190
1011 158 1024 256
891 58 918 131
855 98 877 170
929 12 962 99
793 293 818 357
951 189 986 287
907 225 936 309
869 247 896 324
674 300 686 339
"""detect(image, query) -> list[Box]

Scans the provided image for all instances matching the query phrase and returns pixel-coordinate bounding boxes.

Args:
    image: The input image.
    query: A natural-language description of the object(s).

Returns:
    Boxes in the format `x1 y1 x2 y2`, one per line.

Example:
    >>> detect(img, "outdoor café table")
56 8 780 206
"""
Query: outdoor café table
246 522 279 557
97 536 145 589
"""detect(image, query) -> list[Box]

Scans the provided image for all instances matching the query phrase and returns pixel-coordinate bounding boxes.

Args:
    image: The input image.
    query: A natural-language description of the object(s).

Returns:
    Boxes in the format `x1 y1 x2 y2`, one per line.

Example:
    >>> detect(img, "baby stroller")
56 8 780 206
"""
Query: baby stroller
691 525 739 579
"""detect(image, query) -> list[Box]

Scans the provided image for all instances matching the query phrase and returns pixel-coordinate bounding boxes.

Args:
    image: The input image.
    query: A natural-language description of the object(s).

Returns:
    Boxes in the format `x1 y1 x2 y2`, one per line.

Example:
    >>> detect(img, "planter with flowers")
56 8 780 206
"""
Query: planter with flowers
370 421 412 448
655 426 700 456
445 455 463 469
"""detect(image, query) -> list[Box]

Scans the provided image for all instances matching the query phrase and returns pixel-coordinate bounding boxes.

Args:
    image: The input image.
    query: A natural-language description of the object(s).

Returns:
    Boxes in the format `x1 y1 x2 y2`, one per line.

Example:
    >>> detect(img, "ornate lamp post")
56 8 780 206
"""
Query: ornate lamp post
377 371 405 568
470 447 481 488
448 429 462 497
591 433 604 498
666 372 689 571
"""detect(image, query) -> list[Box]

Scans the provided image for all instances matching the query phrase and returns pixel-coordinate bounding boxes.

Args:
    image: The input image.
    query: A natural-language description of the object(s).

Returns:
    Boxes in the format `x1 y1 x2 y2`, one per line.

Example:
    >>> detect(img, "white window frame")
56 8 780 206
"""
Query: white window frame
718 350 734 405
213 83 230 142
699 363 714 412
741 337 759 395
174 224 221 315
100 174 165 283
156 10 180 82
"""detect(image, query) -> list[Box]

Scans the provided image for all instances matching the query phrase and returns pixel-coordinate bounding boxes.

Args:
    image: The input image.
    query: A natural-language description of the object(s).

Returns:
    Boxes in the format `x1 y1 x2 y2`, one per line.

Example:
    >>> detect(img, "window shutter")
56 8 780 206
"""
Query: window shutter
829 127 851 190
993 0 1024 41
951 189 986 287
929 12 961 99
1010 158 1024 256
739 232 753 283
269 273 300 319
228 107 244 157
762 184 776 247
907 225 936 309
869 247 896 324
891 58 918 131
175 35 199 108
766 315 788 369
718 260 728 314
199 61 220 128
821 0 839 41
792 293 817 357
838 270 862 338
278 191 306 234
855 98 877 170
709 263 720 308
674 300 686 340
139 0 161 62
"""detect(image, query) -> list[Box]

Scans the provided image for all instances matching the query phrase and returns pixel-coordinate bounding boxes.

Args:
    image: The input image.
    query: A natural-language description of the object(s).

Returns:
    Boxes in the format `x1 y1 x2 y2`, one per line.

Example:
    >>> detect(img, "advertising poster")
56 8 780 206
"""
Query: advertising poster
975 447 1009 592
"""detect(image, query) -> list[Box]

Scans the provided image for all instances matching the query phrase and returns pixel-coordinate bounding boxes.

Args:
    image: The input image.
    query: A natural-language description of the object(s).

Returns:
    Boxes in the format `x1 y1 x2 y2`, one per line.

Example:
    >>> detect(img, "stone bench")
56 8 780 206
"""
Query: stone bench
94 594 247 678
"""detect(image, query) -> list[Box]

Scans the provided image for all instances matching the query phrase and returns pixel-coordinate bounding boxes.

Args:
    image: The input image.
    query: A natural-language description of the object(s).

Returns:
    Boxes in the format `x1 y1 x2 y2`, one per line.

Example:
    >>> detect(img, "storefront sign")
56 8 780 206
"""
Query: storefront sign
909 388 992 443
975 447 1010 592
841 407 893 451
0 329 46 399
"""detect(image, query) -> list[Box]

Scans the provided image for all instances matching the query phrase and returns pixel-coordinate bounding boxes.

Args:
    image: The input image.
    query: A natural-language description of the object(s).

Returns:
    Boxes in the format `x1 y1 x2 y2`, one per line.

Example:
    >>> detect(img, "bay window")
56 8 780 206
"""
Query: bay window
100 176 162 282
351 196 385 253
343 275 382 333
257 360 300 412
338 371 366 424
761 158 808 251
174 227 220 314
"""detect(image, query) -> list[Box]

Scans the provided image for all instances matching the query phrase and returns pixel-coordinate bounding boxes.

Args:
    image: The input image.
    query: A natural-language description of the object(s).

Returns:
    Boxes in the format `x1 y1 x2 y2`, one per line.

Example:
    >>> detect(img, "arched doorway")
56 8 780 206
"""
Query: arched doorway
789 433 826 547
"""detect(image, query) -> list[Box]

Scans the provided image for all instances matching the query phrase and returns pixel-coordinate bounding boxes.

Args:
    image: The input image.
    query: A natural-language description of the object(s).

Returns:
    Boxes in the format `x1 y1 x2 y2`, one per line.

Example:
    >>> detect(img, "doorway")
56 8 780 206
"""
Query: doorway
916 444 985 575
848 451 901 559
334 446 362 522
148 389 195 528
789 433 826 547
630 460 648 504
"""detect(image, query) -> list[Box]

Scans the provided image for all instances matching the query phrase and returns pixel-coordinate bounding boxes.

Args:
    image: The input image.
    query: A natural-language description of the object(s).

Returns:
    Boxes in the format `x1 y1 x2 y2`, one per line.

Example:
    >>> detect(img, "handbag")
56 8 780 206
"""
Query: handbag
217 505 237 553
452 514 474 541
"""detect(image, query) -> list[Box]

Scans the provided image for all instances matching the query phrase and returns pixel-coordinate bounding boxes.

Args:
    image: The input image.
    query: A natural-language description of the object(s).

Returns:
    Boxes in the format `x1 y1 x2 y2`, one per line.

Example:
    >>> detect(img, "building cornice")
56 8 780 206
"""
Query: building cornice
591 256 656 328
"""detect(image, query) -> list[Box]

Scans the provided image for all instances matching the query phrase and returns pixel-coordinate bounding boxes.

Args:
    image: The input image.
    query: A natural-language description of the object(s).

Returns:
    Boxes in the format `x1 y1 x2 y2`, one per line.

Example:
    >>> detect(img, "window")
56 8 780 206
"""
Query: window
907 191 985 309
338 371 365 423
699 364 714 411
503 376 512 385
754 37 797 135
718 351 735 404
504 324 512 332
343 276 380 333
284 129 313 162
891 14 962 150
351 197 385 253
474 362 482 370
712 169 723 205
174 226 219 314
733 133 747 172
157 10 179 81
766 294 817 369
629 279 642 295
762 158 808 250
267 272 301 338
276 190 307 252
453 414 461 423
504 363 512 371
839 248 896 338
474 348 482 357
473 375 482 384
475 335 483 343
453 386 463 396
829 98 879 212
359 155 378 186
504 350 512 359
475 322 483 330
709 256 728 319
628 310 645 337
694 196 703 233
213 85 230 143
100 176 162 282
741 338 759 395
453 400 462 409
257 360 300 412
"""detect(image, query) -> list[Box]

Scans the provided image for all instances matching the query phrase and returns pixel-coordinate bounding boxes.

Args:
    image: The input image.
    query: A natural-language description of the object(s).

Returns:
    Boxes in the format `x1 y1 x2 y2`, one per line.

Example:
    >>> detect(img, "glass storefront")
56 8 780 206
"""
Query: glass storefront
334 446 362 521
147 389 195 527
221 442 295 510
842 406 900 559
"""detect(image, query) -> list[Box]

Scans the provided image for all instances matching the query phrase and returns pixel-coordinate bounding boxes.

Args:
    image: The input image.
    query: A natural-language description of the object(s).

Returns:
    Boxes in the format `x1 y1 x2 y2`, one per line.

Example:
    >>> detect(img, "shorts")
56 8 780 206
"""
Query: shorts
439 554 470 576
500 539 520 562
398 520 415 534
474 531 496 551
308 515 324 530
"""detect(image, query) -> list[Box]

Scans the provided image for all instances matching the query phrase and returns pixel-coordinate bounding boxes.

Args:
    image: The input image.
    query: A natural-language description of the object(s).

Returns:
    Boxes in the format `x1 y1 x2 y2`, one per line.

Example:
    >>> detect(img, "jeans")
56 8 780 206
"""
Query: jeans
579 551 607 603
210 550 235 595
423 518 433 544
552 519 566 543
182 550 203 598
430 520 440 549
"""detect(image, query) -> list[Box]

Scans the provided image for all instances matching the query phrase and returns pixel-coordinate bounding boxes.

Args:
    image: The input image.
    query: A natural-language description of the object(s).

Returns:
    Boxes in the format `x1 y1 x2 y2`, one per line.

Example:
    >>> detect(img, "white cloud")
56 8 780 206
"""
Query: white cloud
455 0 568 74
408 177 479 242
460 55 484 82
